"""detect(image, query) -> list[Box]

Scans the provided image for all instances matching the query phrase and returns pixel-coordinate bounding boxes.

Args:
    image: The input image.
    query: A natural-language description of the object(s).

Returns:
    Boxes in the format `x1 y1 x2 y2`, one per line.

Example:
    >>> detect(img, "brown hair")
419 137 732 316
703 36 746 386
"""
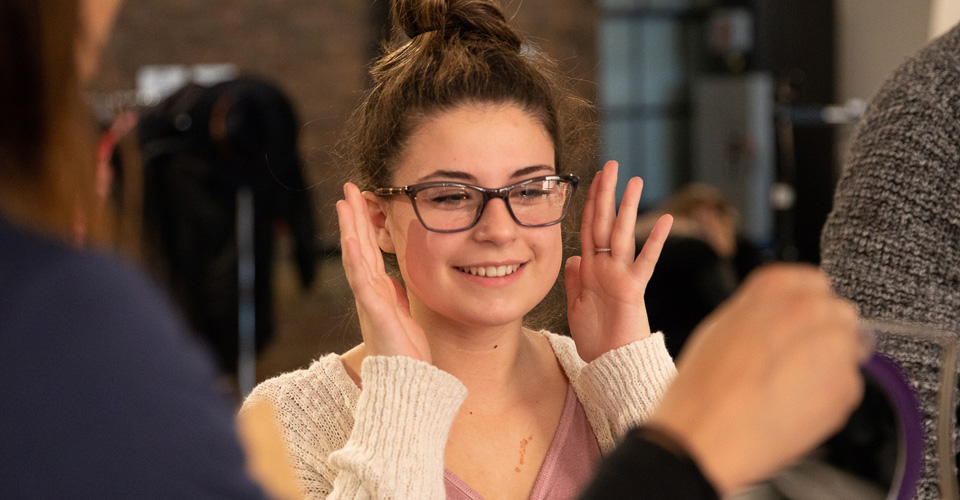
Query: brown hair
0 0 99 239
341 0 596 332
344 0 595 190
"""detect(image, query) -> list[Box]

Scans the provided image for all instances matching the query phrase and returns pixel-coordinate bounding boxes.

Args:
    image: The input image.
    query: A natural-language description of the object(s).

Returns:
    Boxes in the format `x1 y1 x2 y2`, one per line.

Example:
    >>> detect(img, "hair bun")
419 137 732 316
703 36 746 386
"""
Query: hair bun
392 0 520 50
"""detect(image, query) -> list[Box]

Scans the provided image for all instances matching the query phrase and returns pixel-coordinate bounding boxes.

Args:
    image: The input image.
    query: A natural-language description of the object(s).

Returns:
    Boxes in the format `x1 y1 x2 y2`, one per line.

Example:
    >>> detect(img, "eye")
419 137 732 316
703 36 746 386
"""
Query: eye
512 180 559 203
419 186 477 210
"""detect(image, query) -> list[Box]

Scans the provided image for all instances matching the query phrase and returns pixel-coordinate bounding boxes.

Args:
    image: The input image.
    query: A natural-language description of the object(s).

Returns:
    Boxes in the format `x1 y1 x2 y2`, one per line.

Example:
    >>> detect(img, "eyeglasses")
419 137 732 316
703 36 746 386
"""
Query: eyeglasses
374 174 579 233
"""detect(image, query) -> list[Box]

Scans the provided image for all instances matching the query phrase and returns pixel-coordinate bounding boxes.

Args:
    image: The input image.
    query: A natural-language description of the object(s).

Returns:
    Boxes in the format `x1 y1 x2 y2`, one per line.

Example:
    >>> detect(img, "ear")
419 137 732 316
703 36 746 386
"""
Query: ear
361 191 396 254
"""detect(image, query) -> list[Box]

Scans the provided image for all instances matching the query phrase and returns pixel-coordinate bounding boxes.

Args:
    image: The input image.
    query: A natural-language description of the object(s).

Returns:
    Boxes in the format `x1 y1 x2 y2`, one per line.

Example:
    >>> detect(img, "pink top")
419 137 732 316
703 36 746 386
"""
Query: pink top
443 384 603 500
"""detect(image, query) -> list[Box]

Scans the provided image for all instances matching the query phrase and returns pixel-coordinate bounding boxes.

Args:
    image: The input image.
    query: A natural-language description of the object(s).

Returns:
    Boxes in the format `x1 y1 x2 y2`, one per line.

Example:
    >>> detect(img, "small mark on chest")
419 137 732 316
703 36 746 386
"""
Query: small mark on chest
517 435 534 467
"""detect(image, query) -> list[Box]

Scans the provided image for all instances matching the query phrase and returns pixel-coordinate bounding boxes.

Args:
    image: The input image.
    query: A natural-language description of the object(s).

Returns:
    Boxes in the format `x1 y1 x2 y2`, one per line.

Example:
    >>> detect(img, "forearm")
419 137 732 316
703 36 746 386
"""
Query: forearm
576 333 676 437
327 356 467 499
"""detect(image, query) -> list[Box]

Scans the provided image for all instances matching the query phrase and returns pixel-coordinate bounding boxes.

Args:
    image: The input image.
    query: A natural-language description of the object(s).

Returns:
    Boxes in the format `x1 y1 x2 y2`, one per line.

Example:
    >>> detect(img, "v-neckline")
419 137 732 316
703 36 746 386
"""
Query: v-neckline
442 384 578 500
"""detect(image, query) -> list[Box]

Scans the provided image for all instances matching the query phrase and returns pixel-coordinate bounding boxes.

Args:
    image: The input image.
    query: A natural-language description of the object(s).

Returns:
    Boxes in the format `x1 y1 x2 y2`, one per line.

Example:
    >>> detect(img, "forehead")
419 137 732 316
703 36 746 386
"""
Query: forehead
393 102 556 185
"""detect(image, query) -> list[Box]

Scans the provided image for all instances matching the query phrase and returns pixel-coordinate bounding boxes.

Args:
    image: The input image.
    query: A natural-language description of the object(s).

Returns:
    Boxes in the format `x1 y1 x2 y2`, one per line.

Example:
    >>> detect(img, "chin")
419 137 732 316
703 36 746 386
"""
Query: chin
448 300 541 329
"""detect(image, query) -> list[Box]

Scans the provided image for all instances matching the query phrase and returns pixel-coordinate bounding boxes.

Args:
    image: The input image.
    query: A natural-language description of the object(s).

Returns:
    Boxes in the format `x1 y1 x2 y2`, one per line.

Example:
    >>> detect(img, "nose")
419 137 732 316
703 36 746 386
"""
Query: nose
472 197 518 244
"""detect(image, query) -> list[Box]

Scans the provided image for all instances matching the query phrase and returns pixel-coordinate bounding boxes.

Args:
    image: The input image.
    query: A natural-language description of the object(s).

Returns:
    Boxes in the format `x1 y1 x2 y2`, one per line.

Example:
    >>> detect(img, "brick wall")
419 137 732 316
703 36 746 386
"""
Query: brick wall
93 0 598 245
92 1 598 372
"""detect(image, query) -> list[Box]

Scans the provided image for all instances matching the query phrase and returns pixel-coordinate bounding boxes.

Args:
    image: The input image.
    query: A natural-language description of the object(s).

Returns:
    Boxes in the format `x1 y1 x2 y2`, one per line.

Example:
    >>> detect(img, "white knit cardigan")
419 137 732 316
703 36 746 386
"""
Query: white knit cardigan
241 331 676 499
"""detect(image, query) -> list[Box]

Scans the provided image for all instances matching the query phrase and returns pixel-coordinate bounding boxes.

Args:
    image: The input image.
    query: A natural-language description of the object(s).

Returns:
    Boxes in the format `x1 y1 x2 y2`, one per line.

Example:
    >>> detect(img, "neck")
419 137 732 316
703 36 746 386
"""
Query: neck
409 302 542 395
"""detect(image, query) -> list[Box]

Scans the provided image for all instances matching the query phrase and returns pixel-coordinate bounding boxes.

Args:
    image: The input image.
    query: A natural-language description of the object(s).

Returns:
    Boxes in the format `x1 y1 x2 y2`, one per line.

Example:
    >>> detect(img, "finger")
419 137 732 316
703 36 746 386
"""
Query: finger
337 200 371 290
354 188 378 250
592 161 619 250
341 236 372 298
564 256 583 304
634 214 673 279
344 233 401 337
359 191 386 275
580 170 600 256
611 176 643 257
340 184 364 250
336 198 360 263
344 184 380 275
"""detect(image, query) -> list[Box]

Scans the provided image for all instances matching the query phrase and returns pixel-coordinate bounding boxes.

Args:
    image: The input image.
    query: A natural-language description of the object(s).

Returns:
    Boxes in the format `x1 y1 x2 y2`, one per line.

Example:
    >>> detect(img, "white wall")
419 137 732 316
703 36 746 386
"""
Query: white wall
835 0 932 106
930 0 960 40
832 0 937 164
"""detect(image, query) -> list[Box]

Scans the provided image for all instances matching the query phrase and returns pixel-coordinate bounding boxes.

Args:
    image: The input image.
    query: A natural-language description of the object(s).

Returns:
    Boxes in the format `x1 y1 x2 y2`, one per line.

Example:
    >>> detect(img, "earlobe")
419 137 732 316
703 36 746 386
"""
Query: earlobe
361 191 396 254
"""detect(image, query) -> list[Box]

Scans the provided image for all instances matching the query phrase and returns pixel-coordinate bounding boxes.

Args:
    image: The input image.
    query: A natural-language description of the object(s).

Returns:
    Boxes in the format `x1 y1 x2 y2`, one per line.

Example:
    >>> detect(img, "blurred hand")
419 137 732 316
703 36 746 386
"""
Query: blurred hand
565 161 673 362
236 402 304 500
646 264 866 495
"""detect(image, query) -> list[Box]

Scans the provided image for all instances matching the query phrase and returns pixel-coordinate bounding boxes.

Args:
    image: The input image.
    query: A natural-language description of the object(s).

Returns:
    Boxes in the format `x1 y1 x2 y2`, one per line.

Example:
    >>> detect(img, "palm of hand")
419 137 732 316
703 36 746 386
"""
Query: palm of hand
337 183 431 364
565 162 671 362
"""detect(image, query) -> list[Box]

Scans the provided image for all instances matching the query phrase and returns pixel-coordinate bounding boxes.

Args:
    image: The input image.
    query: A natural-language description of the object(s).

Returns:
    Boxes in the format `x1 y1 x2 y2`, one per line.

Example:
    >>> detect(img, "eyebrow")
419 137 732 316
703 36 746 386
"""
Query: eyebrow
416 164 555 183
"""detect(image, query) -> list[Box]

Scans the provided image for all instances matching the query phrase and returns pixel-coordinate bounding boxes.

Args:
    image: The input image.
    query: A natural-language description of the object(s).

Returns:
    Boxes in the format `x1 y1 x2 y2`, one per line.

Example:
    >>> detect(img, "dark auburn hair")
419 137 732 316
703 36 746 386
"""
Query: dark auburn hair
343 0 596 191
0 0 98 239
341 0 597 332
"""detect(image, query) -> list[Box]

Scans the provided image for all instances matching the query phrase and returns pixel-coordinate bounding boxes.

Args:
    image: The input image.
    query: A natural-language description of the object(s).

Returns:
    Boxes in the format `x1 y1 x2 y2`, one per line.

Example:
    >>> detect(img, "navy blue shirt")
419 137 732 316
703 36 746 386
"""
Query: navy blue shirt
0 216 270 499
578 427 719 500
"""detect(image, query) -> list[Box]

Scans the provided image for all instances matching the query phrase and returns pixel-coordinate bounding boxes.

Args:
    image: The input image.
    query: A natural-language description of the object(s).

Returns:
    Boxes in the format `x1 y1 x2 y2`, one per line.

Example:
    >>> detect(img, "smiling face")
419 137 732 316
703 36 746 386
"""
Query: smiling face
373 102 563 331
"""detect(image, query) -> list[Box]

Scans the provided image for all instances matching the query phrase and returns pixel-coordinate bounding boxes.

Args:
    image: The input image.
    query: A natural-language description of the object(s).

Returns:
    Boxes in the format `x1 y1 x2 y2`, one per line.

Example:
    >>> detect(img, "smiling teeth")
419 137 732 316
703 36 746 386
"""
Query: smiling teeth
459 264 521 277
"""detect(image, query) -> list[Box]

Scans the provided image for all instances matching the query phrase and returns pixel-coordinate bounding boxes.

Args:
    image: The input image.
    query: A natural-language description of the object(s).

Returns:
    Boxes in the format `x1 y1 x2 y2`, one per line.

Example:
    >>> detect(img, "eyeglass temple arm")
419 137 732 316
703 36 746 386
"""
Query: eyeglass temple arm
374 187 408 196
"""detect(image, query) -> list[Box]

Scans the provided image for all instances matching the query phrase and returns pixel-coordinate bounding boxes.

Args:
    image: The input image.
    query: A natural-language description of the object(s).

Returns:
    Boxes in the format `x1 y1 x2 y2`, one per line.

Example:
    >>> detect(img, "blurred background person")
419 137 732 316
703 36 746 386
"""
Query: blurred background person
637 183 771 358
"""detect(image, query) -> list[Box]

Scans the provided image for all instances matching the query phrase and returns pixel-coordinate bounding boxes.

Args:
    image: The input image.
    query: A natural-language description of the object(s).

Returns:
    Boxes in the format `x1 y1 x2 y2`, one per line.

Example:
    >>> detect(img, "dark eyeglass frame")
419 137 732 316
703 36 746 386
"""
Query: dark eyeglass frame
374 174 580 233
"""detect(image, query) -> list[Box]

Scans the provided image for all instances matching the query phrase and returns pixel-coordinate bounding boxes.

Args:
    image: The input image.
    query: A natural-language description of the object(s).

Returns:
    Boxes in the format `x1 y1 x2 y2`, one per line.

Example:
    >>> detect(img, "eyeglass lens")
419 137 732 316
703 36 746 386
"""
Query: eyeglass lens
413 178 573 231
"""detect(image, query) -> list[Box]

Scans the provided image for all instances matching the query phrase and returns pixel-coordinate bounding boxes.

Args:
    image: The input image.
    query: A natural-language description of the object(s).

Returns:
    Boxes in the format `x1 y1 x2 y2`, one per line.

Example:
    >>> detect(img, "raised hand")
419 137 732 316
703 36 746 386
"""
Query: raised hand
336 183 432 363
565 161 673 363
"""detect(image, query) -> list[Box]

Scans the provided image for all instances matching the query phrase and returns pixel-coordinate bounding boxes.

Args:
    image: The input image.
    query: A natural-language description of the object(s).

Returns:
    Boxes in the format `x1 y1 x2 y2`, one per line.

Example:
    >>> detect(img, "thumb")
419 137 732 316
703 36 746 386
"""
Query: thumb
564 256 582 305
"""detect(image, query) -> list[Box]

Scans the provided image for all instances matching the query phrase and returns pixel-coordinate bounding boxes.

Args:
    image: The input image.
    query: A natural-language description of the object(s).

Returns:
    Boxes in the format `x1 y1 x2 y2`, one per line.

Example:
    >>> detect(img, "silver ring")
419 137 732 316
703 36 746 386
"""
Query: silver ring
595 248 612 253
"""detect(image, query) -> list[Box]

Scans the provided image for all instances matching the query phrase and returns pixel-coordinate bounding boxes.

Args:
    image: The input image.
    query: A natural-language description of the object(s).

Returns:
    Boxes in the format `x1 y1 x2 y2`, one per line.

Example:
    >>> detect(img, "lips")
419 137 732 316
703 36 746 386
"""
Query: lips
456 264 522 277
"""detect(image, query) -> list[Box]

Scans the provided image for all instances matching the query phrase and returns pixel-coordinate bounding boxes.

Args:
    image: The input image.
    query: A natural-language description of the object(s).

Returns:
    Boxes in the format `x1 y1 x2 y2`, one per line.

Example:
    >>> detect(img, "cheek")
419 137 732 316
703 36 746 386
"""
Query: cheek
535 226 565 278
391 216 442 283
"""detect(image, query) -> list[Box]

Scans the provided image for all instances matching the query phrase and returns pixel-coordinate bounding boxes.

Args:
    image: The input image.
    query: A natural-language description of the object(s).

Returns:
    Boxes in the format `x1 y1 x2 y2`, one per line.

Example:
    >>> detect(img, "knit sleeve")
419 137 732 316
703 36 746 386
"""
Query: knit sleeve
575 333 677 438
327 355 467 499
820 27 960 329
819 27 960 500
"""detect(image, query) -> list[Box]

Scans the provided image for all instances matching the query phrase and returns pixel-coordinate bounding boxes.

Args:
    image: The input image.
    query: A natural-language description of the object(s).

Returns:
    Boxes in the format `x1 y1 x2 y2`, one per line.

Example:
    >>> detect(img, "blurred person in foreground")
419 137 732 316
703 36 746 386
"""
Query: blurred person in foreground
0 1 864 499
0 1 298 499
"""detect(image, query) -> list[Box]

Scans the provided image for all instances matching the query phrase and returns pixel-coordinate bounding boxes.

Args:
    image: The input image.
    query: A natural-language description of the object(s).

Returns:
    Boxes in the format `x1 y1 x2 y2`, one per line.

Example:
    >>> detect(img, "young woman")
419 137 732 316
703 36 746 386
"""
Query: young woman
241 0 675 498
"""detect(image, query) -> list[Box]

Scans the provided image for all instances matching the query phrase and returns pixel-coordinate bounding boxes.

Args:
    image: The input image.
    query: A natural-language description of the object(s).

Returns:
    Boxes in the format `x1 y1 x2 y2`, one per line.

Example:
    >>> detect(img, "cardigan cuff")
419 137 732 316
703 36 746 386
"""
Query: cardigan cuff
328 355 467 497
578 333 677 436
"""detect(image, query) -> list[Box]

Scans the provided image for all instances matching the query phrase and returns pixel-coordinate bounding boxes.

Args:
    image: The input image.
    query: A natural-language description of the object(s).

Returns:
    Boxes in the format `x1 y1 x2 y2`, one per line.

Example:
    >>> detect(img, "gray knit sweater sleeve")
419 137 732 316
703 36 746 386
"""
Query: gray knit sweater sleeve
820 23 960 500
821 25 960 331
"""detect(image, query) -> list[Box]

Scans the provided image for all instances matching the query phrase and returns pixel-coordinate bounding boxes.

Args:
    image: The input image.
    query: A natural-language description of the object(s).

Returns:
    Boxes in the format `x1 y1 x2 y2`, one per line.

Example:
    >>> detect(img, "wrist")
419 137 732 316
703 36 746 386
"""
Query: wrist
578 421 719 500
642 416 734 495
